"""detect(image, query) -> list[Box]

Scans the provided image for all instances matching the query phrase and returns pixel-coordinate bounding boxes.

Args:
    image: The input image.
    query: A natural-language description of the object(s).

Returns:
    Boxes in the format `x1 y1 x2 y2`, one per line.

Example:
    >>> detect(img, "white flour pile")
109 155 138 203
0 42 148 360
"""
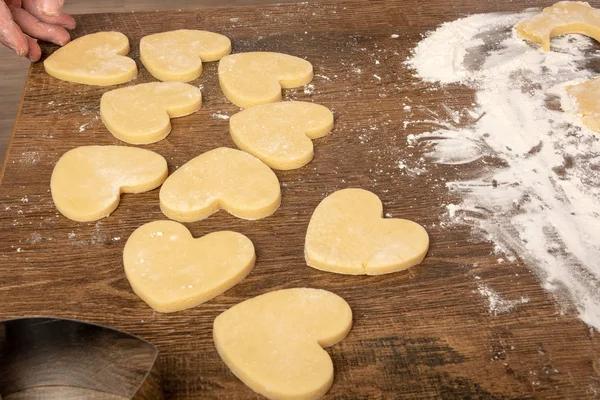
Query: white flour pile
407 11 600 328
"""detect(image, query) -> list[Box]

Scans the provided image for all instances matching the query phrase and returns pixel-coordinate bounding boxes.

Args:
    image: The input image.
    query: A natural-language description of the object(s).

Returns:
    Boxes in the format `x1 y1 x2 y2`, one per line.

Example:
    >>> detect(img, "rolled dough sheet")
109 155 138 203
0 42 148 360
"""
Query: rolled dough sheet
100 82 202 145
566 77 600 133
515 1 600 52
229 101 334 170
305 188 429 275
124 220 255 313
213 288 352 400
218 52 313 108
51 146 168 222
44 31 137 86
159 147 281 222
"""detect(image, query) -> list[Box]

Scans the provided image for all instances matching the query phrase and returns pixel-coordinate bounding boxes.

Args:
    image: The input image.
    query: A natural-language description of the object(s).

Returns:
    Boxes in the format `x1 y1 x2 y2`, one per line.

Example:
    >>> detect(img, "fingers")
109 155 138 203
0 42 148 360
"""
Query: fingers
10 5 70 46
0 0 29 56
5 0 22 8
22 0 75 29
26 35 41 61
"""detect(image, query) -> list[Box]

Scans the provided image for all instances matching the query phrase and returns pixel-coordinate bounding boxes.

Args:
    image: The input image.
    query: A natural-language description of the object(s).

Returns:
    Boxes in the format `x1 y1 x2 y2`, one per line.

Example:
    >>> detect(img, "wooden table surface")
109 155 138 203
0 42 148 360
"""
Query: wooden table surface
1 0 599 398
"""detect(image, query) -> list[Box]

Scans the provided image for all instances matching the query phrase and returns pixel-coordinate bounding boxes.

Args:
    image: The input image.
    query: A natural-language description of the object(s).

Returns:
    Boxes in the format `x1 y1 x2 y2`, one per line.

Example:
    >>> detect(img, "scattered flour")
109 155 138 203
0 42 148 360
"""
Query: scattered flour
20 151 39 165
27 233 42 244
314 74 332 81
91 221 107 245
477 284 530 315
211 113 230 120
408 11 600 328
304 83 315 95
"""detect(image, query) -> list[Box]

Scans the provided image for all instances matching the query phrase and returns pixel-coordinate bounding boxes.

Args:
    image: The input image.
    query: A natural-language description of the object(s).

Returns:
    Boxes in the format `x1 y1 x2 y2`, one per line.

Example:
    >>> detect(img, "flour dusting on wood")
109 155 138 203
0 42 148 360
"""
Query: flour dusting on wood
408 11 600 328
477 284 530 316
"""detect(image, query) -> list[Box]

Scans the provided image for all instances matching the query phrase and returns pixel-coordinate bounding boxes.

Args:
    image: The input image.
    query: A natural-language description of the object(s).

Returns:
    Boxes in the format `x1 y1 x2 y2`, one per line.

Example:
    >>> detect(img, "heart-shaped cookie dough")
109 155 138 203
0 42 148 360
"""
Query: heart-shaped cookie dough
140 29 231 82
213 288 352 400
44 32 137 86
100 82 202 144
515 1 600 52
305 188 429 275
51 146 168 222
160 147 281 222
124 220 255 313
229 101 334 170
218 52 313 108
566 77 600 133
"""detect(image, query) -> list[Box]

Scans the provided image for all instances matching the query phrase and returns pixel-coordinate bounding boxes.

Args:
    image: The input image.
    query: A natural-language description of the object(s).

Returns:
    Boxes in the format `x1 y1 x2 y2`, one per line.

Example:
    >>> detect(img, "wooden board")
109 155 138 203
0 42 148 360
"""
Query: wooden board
1 0 599 398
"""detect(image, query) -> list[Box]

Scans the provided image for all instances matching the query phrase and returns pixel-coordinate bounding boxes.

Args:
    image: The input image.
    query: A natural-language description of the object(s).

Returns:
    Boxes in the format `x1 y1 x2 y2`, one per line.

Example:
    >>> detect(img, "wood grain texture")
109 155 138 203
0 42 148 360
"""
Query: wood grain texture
1 0 599 398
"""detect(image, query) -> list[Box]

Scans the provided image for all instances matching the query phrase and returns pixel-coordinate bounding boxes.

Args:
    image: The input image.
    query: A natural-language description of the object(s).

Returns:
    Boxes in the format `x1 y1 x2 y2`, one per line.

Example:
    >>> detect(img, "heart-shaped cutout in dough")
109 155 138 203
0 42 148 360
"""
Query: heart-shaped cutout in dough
515 1 600 52
229 101 334 170
214 288 352 400
140 29 231 82
51 146 168 222
218 52 313 108
160 147 281 222
305 188 429 275
44 32 137 86
124 220 255 313
100 82 202 144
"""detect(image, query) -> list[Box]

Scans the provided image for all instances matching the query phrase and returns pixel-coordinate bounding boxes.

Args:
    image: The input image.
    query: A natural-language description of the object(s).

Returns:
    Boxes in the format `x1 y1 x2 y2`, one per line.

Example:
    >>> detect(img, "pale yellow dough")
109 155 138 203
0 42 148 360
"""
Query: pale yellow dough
140 30 231 82
566 77 600 133
515 1 600 52
218 52 313 108
305 188 429 275
124 220 255 313
100 82 202 145
44 32 137 86
213 288 352 400
160 147 281 222
229 101 334 170
51 146 168 222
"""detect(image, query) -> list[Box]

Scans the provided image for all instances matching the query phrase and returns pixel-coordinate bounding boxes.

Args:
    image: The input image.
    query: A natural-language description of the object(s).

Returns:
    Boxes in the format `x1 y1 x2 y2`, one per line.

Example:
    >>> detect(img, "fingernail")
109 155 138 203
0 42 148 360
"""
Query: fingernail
5 39 16 52
40 6 59 16
40 0 62 16
16 45 28 57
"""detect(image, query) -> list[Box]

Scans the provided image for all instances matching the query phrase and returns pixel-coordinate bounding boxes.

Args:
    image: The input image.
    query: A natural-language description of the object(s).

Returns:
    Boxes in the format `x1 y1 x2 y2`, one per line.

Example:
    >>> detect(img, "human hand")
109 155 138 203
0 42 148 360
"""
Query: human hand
0 0 75 61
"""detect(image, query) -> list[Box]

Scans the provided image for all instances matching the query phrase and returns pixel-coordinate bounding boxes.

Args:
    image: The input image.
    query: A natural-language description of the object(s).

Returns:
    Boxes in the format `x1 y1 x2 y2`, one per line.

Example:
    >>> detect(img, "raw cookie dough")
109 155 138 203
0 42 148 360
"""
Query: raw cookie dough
515 1 600 52
305 188 429 275
566 77 600 132
229 101 334 170
44 32 137 86
160 147 281 222
218 52 313 108
124 220 255 313
140 30 231 82
213 288 352 400
51 146 168 222
100 82 202 144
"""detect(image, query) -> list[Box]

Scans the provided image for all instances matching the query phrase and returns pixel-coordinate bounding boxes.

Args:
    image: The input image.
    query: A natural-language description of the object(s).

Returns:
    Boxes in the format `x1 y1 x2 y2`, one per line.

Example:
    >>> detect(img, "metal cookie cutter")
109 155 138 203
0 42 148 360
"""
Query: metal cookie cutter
0 317 161 399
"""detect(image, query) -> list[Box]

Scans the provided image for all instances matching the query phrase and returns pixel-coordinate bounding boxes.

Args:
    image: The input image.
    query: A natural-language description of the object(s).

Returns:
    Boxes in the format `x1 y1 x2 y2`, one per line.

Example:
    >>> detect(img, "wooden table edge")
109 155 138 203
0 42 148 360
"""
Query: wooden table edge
0 63 33 186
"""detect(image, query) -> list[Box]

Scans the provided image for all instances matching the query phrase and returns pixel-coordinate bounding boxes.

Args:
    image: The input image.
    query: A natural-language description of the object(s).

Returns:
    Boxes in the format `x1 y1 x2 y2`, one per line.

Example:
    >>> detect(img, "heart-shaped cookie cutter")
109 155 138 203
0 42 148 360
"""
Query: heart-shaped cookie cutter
0 317 161 399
